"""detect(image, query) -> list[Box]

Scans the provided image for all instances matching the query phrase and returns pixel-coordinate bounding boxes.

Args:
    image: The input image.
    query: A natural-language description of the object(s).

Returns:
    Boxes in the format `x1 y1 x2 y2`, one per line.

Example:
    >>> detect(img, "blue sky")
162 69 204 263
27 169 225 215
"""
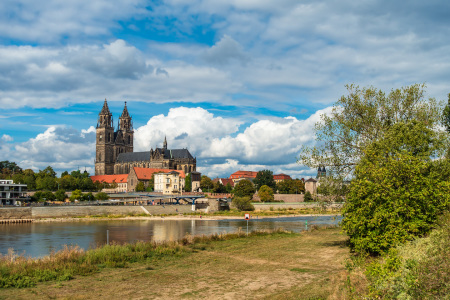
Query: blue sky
1 0 449 179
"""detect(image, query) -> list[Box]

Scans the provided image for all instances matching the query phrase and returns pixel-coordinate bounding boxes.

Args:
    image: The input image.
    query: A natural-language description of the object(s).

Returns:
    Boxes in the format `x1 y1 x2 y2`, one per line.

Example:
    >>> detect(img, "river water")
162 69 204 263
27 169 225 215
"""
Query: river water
0 215 341 258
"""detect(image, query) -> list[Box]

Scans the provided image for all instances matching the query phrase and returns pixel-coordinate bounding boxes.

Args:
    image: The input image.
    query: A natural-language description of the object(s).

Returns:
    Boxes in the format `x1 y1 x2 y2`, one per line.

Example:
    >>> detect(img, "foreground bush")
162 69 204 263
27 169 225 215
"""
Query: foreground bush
345 212 450 299
232 196 255 211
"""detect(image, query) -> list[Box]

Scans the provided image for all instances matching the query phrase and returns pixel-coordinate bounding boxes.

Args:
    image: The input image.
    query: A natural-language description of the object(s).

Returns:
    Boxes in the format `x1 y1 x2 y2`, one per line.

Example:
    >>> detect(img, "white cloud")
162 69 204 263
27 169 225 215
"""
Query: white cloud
1 134 13 142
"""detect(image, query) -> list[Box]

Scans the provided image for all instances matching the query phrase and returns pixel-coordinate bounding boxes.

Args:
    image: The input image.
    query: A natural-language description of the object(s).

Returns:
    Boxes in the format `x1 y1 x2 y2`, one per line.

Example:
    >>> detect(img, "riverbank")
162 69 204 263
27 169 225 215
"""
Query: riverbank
33 212 341 223
0 226 349 299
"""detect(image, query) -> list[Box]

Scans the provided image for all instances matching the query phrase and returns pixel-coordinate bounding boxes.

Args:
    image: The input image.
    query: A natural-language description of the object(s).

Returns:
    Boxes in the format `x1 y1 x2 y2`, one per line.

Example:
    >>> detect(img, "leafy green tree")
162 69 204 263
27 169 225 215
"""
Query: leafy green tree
234 179 255 198
200 175 214 192
37 166 57 178
36 176 57 191
232 196 255 211
70 189 83 202
95 192 109 200
184 173 192 192
61 171 69 177
342 121 450 255
23 169 36 190
258 185 274 202
213 181 227 193
41 190 55 201
82 192 95 201
253 170 276 190
276 179 305 194
442 93 450 133
135 182 145 192
54 189 67 202
299 84 442 177
304 191 314 202
81 177 95 191
316 176 348 202
225 182 233 193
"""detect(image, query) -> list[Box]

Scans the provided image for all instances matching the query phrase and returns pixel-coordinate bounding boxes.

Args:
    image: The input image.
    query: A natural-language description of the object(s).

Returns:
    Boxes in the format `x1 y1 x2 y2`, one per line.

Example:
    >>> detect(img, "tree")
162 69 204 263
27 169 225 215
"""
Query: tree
135 182 145 192
276 179 305 194
225 182 233 193
232 196 255 211
82 192 95 201
213 181 227 193
316 176 348 202
95 192 109 200
200 175 214 192
37 166 57 178
54 189 67 202
234 179 255 198
442 93 450 133
185 173 192 192
304 191 314 202
258 185 274 202
70 189 83 202
36 176 57 191
299 84 442 177
253 170 276 190
342 121 450 255
23 169 36 190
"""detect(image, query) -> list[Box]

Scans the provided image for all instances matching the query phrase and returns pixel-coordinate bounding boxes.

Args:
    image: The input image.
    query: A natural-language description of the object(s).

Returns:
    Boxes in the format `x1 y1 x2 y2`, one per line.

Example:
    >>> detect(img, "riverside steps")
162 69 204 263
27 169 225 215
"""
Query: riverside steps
0 218 33 224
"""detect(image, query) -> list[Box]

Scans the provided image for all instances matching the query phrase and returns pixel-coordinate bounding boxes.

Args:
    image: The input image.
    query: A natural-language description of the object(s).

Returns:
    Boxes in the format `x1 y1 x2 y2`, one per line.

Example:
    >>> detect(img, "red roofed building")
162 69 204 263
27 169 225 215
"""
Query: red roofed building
128 167 186 192
213 178 235 188
273 173 292 183
90 174 128 193
229 171 258 183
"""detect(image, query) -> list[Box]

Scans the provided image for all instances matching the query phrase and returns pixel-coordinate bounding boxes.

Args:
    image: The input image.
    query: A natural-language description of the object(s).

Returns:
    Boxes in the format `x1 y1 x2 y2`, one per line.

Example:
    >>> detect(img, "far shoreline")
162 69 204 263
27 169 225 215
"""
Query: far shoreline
33 213 342 223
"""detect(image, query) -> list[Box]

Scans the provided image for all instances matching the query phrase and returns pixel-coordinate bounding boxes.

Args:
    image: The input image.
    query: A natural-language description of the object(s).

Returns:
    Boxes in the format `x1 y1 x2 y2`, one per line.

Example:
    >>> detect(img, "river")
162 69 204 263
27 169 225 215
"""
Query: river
0 215 341 258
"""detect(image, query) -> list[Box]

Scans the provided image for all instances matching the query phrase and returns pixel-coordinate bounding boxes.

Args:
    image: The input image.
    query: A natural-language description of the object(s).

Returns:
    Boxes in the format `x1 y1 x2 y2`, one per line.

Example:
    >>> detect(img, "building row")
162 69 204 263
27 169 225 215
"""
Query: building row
91 167 201 194
0 180 28 206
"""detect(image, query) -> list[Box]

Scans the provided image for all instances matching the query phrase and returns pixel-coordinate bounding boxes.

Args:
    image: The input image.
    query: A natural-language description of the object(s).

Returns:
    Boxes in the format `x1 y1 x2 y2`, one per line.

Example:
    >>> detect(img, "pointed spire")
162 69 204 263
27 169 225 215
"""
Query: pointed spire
100 98 111 115
163 136 168 149
121 101 130 118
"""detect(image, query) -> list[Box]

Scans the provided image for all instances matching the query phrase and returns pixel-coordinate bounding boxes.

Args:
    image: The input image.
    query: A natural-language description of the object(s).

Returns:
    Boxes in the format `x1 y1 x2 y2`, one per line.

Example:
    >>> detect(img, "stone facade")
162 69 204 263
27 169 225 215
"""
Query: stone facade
154 171 185 194
95 100 196 175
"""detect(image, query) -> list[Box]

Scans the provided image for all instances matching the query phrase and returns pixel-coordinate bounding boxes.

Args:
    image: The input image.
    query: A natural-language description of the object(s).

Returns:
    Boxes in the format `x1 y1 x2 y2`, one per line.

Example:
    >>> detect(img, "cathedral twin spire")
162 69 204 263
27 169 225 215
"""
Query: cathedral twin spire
97 99 132 131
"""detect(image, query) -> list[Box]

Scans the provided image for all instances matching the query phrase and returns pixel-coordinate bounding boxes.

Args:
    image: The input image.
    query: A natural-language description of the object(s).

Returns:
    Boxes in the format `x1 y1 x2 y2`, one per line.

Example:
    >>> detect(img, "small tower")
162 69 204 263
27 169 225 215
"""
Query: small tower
317 166 326 178
163 136 168 149
95 99 115 175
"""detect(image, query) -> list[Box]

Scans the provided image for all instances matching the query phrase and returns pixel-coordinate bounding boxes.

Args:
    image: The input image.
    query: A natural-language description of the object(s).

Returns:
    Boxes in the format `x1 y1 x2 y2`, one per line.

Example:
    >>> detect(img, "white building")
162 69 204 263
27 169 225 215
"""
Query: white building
0 180 28 206
154 171 185 194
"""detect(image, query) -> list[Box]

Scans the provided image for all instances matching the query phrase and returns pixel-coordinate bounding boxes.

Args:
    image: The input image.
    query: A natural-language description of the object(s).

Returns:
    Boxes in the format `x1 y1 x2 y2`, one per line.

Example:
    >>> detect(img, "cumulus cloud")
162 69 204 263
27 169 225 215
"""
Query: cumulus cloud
134 106 330 177
1 134 13 142
203 35 248 65
4 126 96 174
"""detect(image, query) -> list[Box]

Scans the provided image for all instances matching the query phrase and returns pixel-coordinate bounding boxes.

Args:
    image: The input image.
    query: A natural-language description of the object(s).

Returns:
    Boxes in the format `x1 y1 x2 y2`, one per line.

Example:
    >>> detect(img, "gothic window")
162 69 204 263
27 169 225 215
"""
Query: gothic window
99 134 103 141
128 135 131 144
107 133 110 142
98 154 102 161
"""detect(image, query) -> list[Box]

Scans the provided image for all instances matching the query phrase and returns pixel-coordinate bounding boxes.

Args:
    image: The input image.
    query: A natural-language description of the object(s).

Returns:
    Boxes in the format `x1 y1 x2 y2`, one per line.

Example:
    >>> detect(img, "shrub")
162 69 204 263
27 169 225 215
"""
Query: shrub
232 196 255 211
258 185 274 202
304 191 314 202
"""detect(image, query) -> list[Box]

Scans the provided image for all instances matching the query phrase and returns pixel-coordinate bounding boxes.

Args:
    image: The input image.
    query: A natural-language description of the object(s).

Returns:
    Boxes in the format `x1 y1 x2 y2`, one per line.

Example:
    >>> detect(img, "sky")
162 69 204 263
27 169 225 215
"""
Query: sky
1 0 449 179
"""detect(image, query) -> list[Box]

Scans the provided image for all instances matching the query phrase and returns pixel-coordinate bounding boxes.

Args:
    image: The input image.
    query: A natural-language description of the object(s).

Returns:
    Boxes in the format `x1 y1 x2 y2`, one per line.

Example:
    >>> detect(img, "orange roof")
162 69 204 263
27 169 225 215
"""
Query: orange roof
133 167 186 179
274 174 292 180
90 174 128 184
230 171 258 179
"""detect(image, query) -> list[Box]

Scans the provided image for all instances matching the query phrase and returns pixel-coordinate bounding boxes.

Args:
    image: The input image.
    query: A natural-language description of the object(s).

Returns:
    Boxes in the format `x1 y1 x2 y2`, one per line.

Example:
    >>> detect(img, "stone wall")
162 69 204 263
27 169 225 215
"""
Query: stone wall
253 203 343 211
31 205 193 218
252 194 304 203
0 207 32 219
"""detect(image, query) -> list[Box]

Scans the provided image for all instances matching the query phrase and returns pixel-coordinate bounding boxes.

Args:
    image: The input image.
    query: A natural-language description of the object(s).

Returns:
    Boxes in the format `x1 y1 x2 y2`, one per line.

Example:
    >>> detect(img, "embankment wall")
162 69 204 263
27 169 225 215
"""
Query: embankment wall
253 203 343 211
0 205 194 219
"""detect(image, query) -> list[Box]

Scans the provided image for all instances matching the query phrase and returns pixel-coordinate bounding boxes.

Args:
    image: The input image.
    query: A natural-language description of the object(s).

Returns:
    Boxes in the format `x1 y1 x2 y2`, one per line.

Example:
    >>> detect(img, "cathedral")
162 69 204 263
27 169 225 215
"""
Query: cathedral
95 100 196 175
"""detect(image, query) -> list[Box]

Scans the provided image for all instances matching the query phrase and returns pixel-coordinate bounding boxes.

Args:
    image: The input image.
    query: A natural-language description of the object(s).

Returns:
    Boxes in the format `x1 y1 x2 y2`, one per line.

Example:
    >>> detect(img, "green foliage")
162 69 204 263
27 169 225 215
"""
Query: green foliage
37 166 57 179
253 170 276 190
442 93 450 133
225 182 233 193
82 192 95 201
346 213 450 299
95 192 109 200
135 182 145 192
299 84 442 177
233 179 255 198
184 173 191 192
213 181 227 193
232 196 255 211
54 190 67 202
70 189 83 202
276 179 305 194
304 191 314 202
258 185 274 202
36 176 57 191
342 121 450 255
200 175 213 192
316 176 348 203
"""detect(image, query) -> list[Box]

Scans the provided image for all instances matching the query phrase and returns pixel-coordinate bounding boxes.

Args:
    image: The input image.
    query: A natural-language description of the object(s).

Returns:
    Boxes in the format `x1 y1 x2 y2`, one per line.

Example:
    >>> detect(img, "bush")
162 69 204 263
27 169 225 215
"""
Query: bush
304 191 313 202
258 185 274 202
232 196 255 211
233 180 255 198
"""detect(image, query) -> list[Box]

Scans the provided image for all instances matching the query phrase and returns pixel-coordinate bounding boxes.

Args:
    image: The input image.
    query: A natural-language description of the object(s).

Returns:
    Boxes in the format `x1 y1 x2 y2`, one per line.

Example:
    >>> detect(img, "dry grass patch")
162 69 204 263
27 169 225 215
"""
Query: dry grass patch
1 227 349 299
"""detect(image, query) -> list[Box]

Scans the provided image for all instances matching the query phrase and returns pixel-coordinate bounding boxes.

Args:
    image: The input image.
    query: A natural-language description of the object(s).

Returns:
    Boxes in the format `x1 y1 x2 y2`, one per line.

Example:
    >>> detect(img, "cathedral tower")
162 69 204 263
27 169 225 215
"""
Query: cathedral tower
95 99 115 175
114 102 134 161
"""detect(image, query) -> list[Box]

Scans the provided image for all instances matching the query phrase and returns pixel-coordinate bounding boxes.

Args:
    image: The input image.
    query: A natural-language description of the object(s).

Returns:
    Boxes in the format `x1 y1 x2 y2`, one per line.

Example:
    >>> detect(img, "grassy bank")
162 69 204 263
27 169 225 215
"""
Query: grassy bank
0 226 349 299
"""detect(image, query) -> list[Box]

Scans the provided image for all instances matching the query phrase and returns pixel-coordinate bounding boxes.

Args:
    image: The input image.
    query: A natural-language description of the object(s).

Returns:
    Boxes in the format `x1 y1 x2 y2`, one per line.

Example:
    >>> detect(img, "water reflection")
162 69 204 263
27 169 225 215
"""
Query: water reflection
0 216 341 258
